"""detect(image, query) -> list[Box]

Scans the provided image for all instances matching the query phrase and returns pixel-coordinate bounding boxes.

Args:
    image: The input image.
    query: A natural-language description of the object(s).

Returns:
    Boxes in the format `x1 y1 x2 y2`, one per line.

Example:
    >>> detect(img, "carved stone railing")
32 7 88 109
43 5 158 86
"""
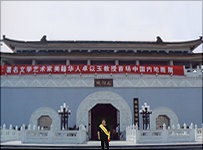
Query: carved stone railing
1 123 202 144
126 123 203 143
0 124 87 144
184 66 202 77
195 127 203 142
0 124 22 142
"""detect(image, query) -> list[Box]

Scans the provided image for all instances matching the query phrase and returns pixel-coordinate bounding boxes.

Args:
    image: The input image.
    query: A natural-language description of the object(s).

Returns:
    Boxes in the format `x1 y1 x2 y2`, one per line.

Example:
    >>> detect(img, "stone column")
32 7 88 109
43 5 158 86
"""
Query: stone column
87 59 91 65
32 60 36 65
66 60 70 65
170 60 173 66
199 63 202 69
136 60 140 65
115 60 119 65
1 59 5 65
190 63 193 71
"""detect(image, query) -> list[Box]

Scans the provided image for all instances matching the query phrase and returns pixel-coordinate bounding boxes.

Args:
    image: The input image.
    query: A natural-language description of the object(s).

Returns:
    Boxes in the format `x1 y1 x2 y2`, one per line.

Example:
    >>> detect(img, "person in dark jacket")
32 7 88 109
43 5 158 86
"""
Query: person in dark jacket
97 119 110 150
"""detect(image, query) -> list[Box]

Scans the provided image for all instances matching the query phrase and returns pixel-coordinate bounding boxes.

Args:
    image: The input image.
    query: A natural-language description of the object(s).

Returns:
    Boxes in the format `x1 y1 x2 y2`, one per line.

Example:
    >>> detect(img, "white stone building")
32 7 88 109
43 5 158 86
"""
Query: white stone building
0 35 202 141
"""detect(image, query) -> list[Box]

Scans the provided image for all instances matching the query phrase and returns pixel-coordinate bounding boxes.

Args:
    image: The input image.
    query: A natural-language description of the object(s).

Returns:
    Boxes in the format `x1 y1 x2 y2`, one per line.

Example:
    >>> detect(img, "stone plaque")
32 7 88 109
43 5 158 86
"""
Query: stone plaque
94 79 113 87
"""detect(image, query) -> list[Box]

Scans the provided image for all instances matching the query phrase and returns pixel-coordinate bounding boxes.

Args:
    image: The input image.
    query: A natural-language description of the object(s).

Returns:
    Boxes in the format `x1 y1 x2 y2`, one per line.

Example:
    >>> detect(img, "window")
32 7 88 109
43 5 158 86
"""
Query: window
156 115 170 129
37 115 52 130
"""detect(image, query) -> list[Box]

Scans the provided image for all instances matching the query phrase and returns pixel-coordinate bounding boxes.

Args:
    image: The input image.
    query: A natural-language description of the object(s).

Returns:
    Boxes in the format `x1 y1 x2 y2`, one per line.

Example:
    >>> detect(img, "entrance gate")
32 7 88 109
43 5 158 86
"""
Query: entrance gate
88 104 120 140
76 91 133 140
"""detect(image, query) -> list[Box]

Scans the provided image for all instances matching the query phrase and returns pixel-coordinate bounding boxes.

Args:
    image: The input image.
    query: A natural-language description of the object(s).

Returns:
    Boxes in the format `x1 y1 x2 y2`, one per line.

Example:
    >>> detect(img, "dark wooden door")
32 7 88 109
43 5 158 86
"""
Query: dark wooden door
90 104 117 140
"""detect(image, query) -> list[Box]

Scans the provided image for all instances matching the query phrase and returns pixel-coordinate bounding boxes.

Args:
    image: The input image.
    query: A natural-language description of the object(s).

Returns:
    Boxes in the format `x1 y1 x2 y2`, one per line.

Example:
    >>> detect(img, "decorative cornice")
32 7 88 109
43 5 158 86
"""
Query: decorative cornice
1 53 202 60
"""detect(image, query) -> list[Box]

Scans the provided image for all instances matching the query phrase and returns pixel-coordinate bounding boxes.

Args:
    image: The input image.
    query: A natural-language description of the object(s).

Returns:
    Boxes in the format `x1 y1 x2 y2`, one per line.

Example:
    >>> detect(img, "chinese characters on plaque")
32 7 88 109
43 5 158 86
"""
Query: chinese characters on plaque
94 79 113 87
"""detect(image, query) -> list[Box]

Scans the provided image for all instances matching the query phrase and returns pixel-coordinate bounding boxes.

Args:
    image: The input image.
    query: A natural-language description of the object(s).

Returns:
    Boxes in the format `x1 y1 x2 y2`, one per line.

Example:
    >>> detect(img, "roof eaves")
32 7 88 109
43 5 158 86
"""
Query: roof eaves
2 35 202 51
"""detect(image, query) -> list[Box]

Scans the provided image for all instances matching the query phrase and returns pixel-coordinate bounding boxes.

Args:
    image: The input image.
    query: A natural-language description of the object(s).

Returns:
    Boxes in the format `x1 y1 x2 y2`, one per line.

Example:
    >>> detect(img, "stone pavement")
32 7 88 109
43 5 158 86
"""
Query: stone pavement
0 141 202 149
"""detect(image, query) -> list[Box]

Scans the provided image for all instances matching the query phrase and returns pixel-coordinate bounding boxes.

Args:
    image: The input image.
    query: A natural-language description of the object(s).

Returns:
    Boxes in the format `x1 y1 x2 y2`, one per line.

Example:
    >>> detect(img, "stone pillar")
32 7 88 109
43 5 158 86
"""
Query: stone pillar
87 59 91 65
66 60 70 65
115 60 119 65
1 59 5 65
199 63 202 69
162 123 167 143
190 63 193 71
170 60 173 66
136 60 140 65
32 60 36 65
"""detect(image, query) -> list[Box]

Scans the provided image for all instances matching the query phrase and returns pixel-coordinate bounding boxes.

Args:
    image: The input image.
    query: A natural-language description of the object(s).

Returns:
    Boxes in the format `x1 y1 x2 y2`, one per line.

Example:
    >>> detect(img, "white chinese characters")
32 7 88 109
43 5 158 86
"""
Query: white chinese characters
2 65 182 76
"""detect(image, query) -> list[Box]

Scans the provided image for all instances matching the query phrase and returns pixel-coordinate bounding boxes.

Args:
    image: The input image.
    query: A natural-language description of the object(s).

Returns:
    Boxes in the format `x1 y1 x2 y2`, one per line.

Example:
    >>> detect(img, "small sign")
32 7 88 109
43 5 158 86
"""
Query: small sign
94 79 113 87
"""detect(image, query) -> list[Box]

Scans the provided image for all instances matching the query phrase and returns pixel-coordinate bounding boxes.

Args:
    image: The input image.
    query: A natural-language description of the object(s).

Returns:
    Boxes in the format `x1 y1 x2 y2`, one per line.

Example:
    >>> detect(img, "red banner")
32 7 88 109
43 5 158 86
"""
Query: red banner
0 65 184 76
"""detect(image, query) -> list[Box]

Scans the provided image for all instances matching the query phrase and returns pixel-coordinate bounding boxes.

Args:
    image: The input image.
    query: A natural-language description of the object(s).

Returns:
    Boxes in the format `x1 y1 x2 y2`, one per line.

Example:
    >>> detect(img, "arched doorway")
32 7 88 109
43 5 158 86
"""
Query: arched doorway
76 91 132 140
88 104 119 140
156 115 170 129
37 115 52 130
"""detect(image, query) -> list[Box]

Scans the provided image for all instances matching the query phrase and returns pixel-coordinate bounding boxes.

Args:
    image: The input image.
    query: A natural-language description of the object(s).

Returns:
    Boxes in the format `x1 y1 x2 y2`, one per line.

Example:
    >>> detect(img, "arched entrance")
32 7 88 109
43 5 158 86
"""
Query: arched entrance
38 115 52 130
89 104 119 140
156 115 170 129
76 91 132 140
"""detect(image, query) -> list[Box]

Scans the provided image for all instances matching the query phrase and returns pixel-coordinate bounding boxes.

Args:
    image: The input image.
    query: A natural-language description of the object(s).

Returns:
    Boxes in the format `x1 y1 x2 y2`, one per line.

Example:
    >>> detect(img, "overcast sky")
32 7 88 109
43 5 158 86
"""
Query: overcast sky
1 1 202 53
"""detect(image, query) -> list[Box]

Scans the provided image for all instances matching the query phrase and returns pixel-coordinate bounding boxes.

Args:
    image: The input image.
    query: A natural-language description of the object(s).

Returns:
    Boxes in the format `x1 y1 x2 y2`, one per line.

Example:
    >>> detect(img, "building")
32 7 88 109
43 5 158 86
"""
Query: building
0 35 202 140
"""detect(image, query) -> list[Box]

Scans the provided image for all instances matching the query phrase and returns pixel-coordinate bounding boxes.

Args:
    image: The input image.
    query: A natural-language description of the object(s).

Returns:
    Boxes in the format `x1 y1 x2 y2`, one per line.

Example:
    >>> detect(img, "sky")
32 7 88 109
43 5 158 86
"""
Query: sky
0 1 202 53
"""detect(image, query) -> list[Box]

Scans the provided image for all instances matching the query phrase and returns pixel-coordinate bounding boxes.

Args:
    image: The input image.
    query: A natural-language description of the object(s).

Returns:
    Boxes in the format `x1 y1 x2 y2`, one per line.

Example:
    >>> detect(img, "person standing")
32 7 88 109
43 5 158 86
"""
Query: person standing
112 128 116 140
97 119 110 150
115 124 119 140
